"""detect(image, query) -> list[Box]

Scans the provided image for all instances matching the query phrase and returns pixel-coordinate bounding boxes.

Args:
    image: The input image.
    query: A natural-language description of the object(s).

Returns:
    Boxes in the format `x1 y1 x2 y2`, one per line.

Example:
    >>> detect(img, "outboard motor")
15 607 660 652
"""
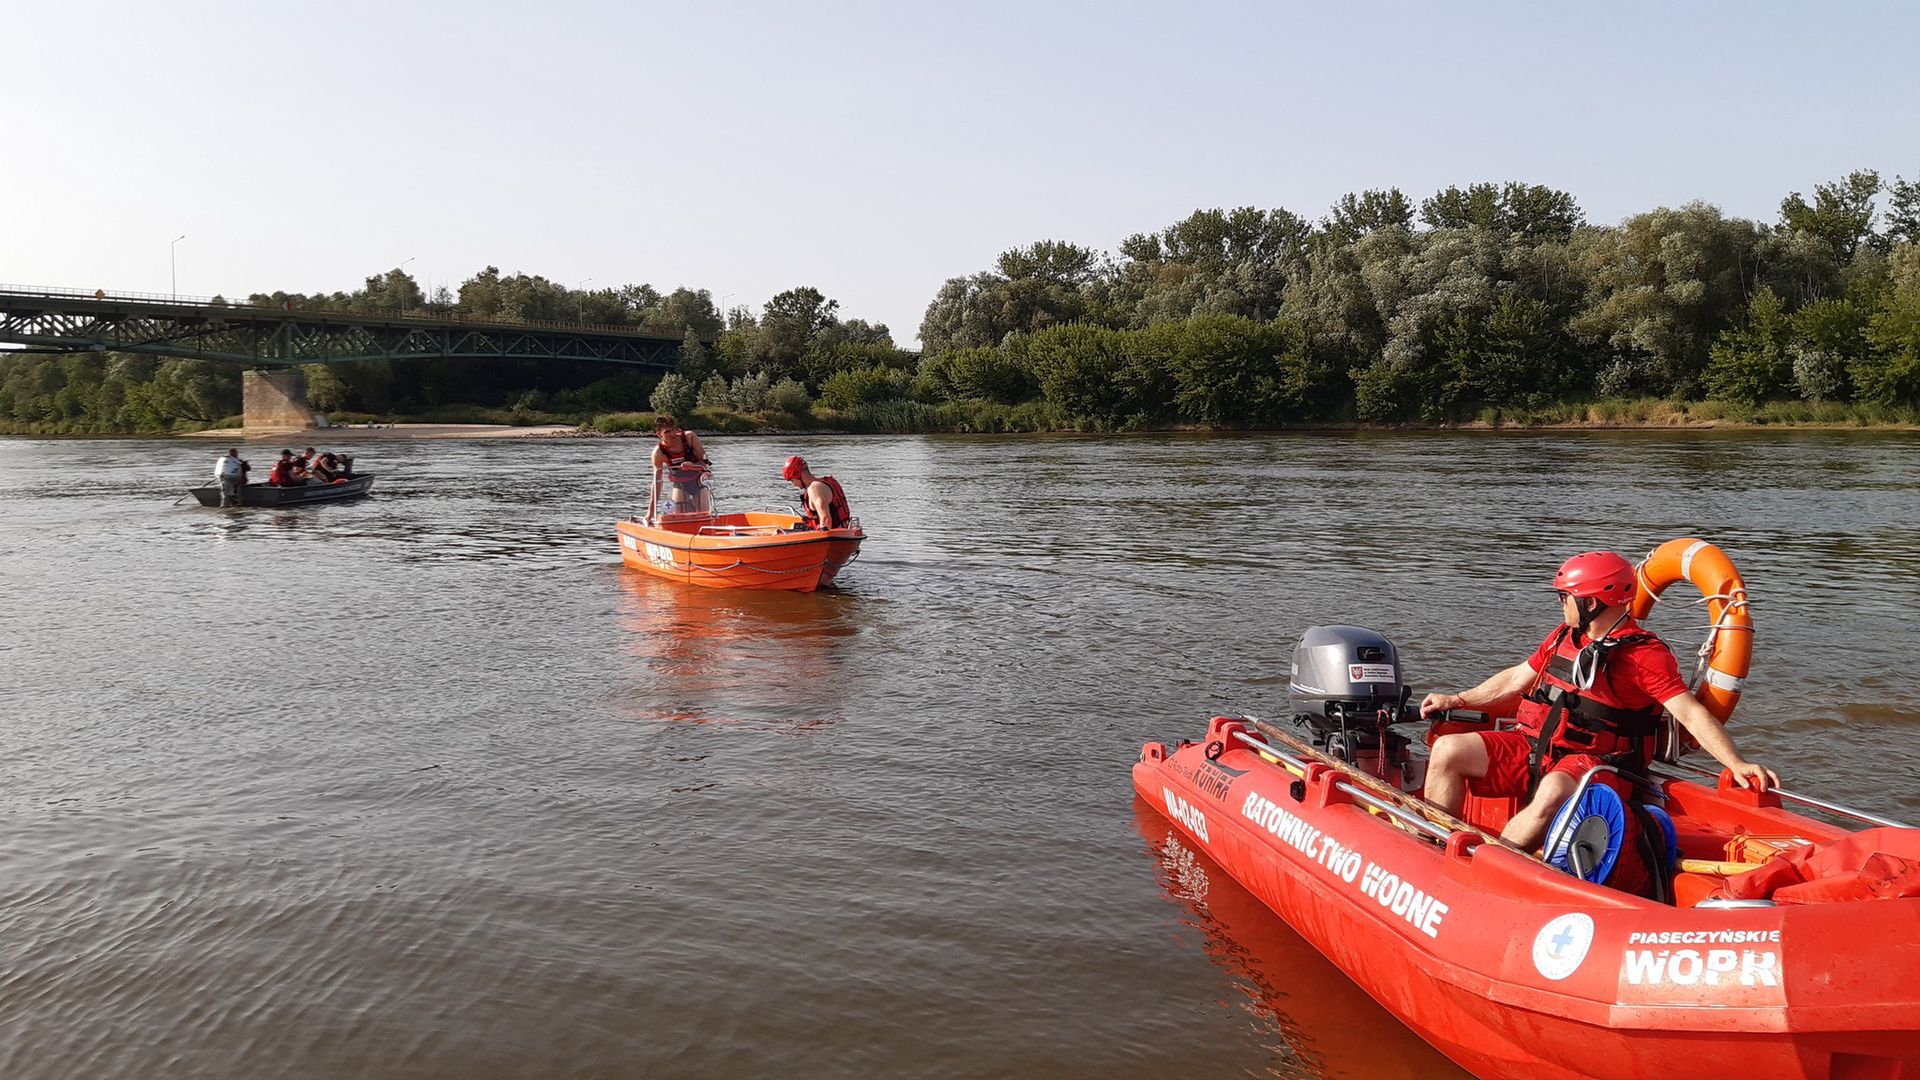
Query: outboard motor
1289 625 1414 777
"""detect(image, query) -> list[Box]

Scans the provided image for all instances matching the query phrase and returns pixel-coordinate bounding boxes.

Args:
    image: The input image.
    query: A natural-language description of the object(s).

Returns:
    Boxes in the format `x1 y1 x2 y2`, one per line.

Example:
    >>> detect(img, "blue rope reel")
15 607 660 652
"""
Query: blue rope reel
1545 782 1627 883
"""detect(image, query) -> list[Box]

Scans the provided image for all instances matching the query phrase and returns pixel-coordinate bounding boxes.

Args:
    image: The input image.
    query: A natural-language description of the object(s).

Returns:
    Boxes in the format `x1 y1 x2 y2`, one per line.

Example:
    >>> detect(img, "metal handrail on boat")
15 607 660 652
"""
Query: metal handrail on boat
1227 729 1459 846
1648 760 1910 829
1400 719 1913 830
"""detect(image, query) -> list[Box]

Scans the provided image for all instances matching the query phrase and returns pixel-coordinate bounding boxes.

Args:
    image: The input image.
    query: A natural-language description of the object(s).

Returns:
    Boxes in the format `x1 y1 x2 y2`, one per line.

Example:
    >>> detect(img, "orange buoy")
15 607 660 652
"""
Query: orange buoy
1629 538 1752 722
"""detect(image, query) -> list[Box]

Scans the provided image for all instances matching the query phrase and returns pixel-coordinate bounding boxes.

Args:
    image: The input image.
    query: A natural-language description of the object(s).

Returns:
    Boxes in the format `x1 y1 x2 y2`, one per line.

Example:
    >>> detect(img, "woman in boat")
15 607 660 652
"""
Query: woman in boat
1417 551 1778 853
310 452 341 483
647 414 711 520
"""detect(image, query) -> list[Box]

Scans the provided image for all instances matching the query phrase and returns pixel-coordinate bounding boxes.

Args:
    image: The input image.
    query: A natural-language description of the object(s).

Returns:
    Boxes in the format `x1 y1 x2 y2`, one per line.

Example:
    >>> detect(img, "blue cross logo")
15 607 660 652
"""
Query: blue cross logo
1548 922 1576 958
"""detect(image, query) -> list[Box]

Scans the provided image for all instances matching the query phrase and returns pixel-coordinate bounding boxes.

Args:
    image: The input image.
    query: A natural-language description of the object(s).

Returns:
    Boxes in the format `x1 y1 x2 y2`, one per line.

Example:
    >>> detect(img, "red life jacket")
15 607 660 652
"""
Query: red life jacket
1515 623 1668 785
267 461 295 486
657 433 704 468
799 475 850 529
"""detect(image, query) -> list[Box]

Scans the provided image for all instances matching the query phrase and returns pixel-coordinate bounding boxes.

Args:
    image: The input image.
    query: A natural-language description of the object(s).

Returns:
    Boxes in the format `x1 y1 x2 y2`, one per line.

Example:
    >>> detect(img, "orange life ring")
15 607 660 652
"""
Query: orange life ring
1628 538 1752 722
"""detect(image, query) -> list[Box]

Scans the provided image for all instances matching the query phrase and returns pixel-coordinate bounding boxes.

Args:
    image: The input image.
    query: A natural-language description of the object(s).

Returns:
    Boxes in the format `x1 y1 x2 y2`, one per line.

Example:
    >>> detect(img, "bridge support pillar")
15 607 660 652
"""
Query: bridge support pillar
242 369 318 430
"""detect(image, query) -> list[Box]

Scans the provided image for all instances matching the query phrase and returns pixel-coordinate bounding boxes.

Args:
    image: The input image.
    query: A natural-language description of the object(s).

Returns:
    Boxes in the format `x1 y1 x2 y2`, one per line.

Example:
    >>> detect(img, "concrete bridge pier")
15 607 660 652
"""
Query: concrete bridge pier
242 368 318 430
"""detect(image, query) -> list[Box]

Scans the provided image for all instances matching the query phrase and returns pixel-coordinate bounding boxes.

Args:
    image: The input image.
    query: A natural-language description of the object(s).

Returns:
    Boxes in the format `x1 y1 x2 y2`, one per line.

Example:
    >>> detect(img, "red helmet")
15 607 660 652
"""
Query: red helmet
782 455 806 482
1552 551 1637 602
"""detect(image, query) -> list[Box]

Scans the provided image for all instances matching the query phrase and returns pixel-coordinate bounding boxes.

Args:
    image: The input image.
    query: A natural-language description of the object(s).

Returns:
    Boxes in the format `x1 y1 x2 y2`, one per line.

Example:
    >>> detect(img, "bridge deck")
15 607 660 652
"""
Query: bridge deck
0 285 690 367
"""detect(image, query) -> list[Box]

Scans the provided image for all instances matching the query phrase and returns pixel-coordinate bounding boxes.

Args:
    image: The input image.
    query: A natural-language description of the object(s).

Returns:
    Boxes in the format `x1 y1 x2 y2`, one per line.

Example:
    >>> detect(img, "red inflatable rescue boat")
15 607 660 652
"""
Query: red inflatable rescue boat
1134 540 1920 1080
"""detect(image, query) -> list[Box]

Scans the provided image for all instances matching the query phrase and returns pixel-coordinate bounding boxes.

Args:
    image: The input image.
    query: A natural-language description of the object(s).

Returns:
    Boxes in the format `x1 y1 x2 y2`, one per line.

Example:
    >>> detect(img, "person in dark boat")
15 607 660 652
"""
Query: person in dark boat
266 450 298 487
310 451 342 483
213 448 250 506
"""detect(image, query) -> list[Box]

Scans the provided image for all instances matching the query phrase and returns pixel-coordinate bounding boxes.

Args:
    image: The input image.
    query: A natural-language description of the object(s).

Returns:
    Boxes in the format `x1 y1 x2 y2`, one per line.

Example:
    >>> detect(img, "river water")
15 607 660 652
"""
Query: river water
1 431 1916 1079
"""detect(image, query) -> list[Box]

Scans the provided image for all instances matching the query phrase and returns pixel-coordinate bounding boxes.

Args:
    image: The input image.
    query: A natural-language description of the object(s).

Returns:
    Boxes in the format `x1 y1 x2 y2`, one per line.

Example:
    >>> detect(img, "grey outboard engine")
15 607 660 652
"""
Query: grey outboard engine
1289 625 1412 767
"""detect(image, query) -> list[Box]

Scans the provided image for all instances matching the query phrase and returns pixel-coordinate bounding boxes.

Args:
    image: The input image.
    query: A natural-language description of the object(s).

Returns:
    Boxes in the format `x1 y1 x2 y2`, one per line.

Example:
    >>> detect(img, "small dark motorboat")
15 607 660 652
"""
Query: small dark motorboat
188 474 376 508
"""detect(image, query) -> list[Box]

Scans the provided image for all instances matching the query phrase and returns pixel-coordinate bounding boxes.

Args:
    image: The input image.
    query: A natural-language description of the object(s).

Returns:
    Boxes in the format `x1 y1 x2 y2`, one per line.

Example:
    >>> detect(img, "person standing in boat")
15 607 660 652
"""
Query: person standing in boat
213 448 250 506
1418 550 1778 851
782 455 851 530
647 414 710 521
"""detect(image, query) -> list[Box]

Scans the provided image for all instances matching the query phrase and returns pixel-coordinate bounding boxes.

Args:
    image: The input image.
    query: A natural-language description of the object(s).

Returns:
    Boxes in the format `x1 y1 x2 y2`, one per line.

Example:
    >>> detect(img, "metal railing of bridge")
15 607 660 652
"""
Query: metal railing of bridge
0 283 692 340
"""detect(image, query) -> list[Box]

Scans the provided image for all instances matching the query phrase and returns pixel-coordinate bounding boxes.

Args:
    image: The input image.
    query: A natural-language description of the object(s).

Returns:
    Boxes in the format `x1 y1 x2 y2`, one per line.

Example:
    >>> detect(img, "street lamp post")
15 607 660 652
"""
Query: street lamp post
574 277 592 326
170 235 187 301
719 292 736 329
399 257 416 315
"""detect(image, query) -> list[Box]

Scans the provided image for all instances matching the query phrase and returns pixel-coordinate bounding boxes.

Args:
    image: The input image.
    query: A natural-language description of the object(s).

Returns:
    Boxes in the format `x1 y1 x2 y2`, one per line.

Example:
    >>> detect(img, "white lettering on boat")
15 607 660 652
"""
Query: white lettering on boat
1241 792 1322 857
1239 792 1449 939
643 542 677 568
1625 929 1781 946
1621 948 1780 987
1162 787 1209 843
1360 861 1450 939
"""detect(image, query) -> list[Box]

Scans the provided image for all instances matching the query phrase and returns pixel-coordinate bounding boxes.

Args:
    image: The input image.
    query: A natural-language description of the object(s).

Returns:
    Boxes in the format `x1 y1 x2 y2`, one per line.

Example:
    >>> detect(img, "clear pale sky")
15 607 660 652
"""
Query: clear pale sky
4 1 1916 345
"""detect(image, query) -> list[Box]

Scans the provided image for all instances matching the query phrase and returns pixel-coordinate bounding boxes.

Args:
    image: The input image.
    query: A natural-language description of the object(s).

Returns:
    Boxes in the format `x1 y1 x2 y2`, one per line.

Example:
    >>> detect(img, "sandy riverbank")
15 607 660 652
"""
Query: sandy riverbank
179 423 581 441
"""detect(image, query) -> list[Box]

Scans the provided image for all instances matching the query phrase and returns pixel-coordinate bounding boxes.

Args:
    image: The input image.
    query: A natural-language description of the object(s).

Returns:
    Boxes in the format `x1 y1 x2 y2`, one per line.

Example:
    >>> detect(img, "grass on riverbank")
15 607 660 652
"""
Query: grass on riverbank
7 398 1918 437
1464 398 1920 428
577 397 1920 435
580 400 1073 435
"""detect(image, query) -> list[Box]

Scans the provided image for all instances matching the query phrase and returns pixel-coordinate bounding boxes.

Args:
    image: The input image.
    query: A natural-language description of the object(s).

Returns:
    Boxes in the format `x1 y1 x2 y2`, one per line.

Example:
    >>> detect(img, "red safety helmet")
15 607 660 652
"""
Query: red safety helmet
1552 551 1638 602
782 455 806 482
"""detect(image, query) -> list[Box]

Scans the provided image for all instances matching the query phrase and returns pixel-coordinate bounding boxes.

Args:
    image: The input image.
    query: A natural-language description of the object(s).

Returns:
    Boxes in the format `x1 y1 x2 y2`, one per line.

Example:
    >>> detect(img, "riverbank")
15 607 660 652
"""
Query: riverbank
176 423 578 440
6 397 1918 439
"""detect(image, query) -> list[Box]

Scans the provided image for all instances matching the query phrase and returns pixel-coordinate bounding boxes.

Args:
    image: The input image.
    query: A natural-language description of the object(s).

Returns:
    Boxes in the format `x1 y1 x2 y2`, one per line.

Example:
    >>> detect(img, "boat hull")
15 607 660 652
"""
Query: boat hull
188 474 376 507
615 512 862 592
1133 716 1920 1080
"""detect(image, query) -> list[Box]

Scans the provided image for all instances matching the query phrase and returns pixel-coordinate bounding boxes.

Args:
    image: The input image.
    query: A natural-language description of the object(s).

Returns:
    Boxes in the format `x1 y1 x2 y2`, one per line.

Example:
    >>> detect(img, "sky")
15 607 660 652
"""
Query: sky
3 0 1916 346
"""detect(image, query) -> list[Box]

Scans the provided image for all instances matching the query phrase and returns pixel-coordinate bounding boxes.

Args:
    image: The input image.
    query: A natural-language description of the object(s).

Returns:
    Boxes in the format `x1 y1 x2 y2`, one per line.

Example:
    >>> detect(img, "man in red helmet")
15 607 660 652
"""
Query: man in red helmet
1420 550 1778 850
782 455 851 531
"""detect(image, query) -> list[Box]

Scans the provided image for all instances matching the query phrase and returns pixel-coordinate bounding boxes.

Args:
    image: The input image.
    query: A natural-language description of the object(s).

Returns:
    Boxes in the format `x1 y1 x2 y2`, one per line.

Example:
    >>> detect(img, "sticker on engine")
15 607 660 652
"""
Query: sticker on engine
1349 664 1396 682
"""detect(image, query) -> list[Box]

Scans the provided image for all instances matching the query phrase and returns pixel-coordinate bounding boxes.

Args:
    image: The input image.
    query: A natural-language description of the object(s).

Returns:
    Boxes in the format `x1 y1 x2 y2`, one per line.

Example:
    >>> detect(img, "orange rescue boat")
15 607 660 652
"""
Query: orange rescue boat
616 511 863 592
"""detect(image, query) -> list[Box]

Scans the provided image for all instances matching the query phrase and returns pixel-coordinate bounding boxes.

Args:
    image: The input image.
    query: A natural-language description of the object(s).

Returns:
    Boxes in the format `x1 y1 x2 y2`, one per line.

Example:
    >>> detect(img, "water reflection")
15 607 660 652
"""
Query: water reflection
1134 801 1469 1080
612 571 859 731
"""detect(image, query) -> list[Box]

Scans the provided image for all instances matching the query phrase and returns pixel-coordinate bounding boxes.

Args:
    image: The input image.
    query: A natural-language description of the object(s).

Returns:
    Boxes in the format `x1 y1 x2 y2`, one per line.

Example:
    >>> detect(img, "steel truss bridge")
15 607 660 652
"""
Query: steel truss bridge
0 286 687 368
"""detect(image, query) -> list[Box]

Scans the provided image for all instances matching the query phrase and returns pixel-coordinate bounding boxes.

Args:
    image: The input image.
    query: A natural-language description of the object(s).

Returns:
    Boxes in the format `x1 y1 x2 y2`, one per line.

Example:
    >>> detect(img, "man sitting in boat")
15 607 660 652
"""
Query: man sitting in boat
266 450 298 487
310 451 343 483
647 413 711 521
782 455 851 530
1418 551 1778 855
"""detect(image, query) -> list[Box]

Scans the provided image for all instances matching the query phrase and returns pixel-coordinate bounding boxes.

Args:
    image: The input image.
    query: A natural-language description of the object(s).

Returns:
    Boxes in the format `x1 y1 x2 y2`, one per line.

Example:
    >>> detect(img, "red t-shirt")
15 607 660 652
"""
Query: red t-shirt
1525 621 1688 709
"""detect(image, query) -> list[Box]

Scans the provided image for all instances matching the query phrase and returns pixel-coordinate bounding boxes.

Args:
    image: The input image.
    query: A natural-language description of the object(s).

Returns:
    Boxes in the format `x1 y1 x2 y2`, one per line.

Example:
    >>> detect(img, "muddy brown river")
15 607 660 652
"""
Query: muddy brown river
2 431 1915 1077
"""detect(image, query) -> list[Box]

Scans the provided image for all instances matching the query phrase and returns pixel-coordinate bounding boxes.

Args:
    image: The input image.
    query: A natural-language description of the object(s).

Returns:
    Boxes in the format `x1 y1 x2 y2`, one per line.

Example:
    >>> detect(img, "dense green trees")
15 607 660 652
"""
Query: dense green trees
0 355 240 432
908 167 1920 427
9 168 1920 435
0 264 902 431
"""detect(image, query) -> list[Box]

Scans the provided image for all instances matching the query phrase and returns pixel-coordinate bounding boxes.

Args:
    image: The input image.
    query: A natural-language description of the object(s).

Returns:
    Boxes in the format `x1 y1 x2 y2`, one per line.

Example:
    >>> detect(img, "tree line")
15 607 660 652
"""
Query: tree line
905 171 1920 427
0 270 915 432
3 169 1917 433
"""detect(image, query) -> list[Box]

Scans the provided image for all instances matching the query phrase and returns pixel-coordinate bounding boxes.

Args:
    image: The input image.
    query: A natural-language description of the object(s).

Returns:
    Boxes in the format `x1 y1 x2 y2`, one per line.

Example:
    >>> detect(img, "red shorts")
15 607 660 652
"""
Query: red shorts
1468 730 1606 799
